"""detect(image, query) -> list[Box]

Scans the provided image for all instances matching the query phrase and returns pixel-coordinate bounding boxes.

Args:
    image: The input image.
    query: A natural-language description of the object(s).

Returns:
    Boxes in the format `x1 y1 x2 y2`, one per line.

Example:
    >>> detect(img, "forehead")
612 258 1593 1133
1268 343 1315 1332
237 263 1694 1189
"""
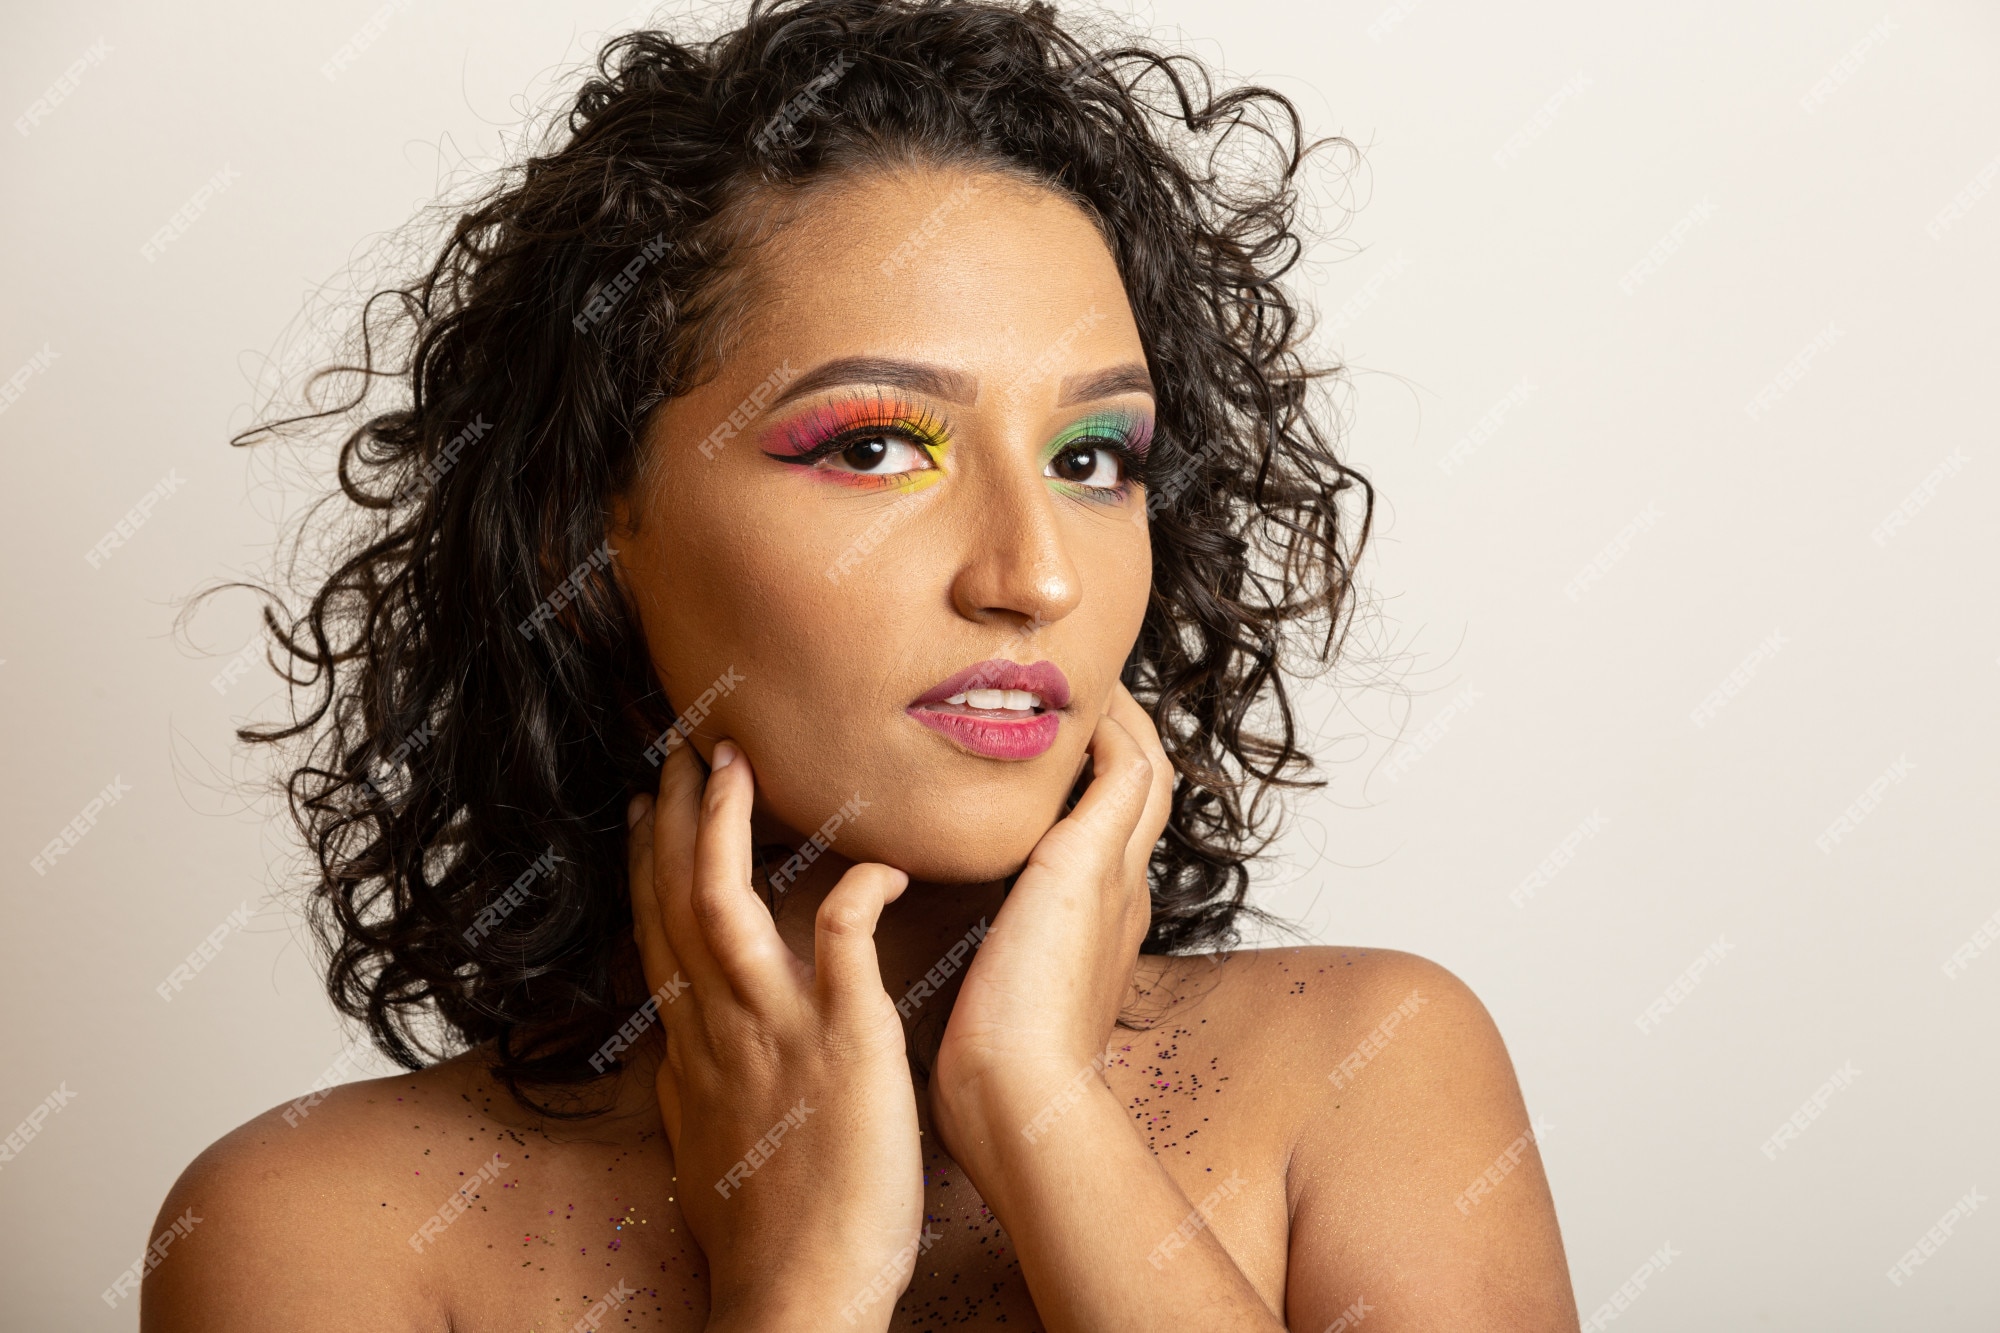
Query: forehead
724 163 1143 384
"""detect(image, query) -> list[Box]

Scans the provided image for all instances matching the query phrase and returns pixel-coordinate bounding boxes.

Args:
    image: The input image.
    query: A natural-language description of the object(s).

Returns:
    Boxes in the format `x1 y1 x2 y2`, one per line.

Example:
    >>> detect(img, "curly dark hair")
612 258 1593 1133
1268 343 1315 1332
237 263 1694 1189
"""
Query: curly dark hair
222 0 1373 1114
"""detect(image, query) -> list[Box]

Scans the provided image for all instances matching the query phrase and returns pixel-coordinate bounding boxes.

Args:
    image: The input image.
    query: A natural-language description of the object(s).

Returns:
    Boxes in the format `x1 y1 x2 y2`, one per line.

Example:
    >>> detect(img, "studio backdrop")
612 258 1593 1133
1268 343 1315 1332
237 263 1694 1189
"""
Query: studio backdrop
3 0 1996 1327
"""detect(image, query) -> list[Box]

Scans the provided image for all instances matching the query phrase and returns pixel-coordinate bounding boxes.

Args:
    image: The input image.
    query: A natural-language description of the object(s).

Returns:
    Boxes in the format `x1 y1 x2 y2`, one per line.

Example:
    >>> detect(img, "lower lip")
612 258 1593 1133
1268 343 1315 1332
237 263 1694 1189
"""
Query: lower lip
906 706 1060 760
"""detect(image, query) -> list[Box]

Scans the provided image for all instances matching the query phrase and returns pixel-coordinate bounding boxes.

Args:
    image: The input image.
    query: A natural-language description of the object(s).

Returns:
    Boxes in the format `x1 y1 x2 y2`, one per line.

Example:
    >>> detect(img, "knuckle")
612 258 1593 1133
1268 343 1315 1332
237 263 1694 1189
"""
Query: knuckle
817 900 869 939
689 884 732 932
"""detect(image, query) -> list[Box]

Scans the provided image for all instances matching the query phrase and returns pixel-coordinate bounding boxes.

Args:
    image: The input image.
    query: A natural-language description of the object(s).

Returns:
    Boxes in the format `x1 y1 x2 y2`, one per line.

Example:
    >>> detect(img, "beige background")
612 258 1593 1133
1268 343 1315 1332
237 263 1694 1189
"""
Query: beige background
3 0 1996 1326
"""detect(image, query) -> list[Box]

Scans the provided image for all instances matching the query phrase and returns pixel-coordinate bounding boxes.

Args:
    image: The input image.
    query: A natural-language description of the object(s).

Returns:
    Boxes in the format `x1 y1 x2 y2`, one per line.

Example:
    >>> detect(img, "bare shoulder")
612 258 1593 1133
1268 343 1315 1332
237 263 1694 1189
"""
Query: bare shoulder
1136 944 1508 1115
141 1058 490 1332
1139 945 1579 1332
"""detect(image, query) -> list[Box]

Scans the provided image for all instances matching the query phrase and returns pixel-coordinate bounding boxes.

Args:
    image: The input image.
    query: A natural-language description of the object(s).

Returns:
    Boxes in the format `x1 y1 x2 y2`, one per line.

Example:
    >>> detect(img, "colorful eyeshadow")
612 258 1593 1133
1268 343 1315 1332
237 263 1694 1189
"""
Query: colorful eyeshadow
760 389 951 493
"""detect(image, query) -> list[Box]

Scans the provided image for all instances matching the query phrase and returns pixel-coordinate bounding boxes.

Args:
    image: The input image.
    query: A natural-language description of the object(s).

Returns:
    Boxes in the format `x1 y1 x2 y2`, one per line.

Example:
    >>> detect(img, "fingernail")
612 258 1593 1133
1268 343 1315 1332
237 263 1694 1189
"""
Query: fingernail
712 740 737 771
626 794 646 828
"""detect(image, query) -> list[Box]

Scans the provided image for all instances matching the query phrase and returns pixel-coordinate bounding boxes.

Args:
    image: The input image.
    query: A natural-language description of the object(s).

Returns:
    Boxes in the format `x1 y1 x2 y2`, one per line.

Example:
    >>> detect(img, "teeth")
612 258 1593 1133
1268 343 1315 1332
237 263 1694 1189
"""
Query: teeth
946 688 1043 711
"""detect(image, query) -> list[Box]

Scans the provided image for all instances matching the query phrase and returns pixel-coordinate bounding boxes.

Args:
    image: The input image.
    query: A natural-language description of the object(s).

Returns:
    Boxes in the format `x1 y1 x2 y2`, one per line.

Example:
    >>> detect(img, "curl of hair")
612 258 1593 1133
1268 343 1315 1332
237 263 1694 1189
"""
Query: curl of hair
224 0 1373 1114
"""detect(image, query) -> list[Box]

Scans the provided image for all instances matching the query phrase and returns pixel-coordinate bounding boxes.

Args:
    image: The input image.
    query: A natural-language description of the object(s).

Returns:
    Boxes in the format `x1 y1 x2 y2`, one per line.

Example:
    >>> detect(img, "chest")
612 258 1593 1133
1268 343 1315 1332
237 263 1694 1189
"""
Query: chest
435 1044 1286 1330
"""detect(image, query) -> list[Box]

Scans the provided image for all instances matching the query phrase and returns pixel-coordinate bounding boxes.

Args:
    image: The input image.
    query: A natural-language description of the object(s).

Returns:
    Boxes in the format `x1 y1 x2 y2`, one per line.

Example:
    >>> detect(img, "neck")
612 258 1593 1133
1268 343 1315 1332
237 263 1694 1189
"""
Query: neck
754 829 1007 1077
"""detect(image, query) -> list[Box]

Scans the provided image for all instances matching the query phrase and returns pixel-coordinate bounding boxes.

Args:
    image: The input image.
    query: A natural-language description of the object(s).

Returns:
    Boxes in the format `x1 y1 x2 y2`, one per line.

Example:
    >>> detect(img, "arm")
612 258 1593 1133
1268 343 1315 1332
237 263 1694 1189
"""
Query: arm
946 1066 1286 1329
929 684 1284 1330
1281 952 1579 1332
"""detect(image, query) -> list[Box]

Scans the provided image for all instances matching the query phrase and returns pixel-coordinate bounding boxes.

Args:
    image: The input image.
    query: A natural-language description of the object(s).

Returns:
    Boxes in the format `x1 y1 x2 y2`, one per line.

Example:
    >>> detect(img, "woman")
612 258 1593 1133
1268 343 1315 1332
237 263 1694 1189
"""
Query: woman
149 1 1578 1327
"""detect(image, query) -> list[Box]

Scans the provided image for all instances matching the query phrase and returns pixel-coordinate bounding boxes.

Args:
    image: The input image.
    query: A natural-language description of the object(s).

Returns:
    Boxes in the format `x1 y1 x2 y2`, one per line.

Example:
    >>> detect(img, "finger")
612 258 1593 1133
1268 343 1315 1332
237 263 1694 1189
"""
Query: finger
1067 710 1156 846
625 792 685 998
1103 682 1175 875
651 738 731 1000
626 793 686 1147
687 740 799 1011
812 862 909 1016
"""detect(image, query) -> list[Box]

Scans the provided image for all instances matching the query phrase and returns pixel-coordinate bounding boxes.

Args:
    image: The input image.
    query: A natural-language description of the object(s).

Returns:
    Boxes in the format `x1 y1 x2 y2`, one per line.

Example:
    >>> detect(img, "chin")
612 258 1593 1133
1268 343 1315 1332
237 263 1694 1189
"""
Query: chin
752 764 1069 886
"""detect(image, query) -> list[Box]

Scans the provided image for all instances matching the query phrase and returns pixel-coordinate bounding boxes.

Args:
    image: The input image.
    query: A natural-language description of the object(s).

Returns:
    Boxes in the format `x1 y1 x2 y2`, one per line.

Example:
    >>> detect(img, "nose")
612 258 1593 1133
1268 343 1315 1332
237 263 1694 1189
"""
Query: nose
946 461 1084 633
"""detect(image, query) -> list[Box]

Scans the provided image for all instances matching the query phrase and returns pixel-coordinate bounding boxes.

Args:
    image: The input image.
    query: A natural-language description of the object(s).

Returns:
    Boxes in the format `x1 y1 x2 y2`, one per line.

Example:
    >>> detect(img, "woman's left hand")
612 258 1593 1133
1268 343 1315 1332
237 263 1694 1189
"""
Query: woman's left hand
929 679 1174 1151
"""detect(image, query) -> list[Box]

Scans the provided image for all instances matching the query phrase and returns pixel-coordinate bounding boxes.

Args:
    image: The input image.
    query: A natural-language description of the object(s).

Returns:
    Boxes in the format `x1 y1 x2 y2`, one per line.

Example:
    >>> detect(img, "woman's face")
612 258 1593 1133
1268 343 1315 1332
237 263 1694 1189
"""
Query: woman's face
610 164 1153 883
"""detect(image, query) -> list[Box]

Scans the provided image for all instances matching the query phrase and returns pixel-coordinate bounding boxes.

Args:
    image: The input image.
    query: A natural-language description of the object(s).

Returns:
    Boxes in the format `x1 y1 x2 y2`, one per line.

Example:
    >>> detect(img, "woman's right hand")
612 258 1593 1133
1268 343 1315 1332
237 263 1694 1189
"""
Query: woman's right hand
626 738 924 1331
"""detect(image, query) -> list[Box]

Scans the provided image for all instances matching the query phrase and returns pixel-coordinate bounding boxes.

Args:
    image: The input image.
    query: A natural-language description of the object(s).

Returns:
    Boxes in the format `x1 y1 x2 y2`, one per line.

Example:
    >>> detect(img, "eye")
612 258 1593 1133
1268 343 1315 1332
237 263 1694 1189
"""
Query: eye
1044 441 1125 489
822 431 937 476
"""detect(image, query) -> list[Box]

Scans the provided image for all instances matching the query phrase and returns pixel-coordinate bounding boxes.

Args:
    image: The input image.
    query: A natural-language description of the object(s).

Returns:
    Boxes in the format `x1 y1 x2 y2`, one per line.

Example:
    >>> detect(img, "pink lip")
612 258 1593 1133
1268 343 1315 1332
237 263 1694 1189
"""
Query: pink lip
912 660 1072 709
906 658 1071 761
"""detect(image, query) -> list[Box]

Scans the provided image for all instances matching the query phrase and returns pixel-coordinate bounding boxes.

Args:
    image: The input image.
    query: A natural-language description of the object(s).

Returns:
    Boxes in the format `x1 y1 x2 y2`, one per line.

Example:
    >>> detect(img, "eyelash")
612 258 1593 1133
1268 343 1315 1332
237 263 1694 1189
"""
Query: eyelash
765 391 1154 501
765 391 949 489
1043 415 1152 505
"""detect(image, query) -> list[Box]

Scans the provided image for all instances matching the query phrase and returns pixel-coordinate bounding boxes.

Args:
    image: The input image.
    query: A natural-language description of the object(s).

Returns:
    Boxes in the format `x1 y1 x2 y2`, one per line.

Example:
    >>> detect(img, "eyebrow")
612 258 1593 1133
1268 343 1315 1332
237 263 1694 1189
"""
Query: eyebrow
1054 362 1154 407
763 356 1156 412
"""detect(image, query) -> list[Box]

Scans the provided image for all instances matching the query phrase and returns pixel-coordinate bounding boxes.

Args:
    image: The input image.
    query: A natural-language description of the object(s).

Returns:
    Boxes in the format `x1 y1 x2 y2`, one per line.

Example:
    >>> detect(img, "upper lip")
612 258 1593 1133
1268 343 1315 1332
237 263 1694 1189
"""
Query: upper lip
911 659 1072 710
